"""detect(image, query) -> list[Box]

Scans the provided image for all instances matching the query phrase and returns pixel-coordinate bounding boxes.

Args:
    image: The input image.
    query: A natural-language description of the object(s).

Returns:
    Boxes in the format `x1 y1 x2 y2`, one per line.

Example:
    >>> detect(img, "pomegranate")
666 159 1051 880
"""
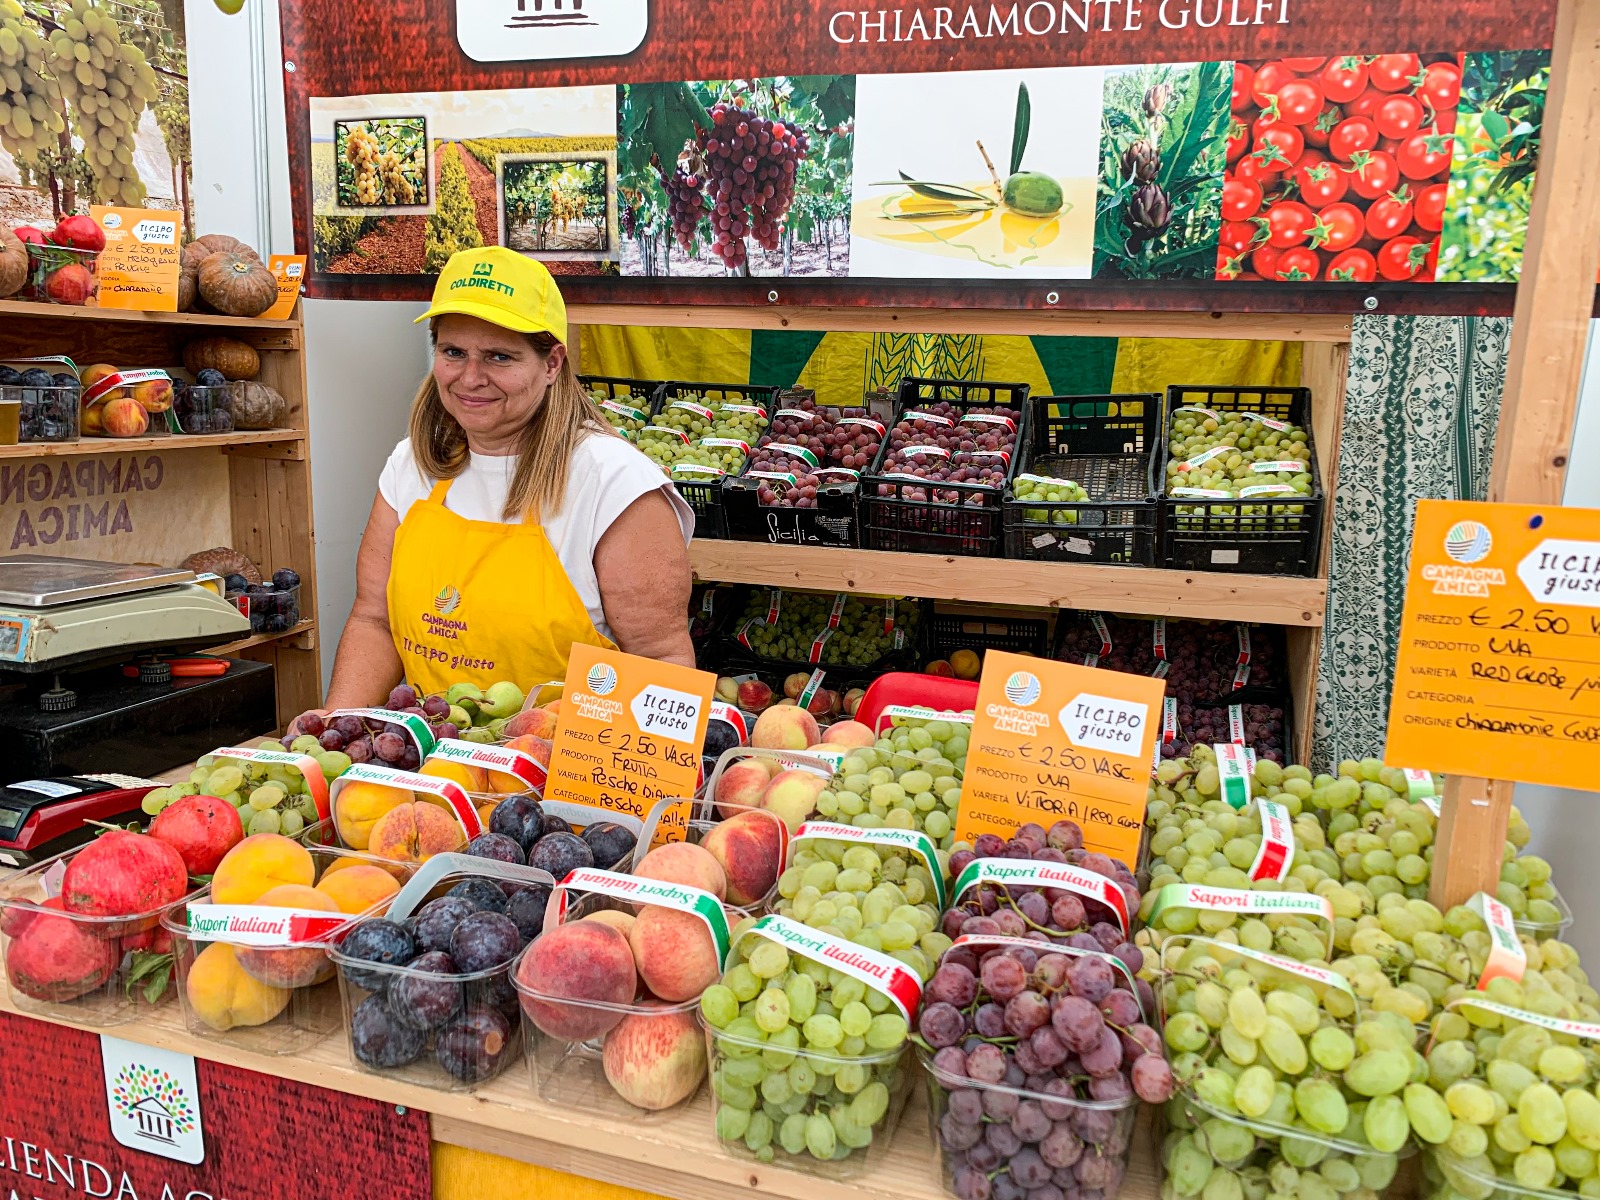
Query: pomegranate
11 226 48 245
6 912 120 1001
45 263 95 305
150 795 244 876
120 925 175 956
0 894 65 940
51 213 105 252
61 830 189 927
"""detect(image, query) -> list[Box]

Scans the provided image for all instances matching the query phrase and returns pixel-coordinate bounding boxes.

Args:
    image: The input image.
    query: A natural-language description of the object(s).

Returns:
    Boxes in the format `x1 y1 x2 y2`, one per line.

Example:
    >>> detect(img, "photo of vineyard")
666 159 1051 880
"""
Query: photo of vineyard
309 87 619 277
501 157 610 253
616 76 854 278
0 0 192 234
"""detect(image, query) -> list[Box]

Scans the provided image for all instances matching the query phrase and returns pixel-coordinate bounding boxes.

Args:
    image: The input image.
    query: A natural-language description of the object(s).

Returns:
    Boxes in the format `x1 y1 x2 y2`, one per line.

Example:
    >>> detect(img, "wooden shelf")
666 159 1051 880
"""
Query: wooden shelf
0 994 1152 1200
0 429 306 458
208 617 316 656
690 542 1327 627
0 297 301 331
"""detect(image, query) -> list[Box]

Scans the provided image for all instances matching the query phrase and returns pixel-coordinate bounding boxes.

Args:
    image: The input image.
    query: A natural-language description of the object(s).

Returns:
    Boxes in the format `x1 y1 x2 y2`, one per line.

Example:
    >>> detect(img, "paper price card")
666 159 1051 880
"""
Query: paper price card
1384 500 1600 788
263 254 308 320
957 650 1165 869
544 643 715 825
91 206 181 311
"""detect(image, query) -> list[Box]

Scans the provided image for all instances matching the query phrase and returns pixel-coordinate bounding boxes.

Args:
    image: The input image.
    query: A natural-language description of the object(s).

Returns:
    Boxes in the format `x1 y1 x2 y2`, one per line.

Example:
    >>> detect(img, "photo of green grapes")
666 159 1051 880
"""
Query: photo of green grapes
335 117 428 210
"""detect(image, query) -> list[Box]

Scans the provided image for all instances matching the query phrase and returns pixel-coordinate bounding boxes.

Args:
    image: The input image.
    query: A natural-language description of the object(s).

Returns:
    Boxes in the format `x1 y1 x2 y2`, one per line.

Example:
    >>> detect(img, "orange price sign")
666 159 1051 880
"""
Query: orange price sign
1384 499 1600 787
263 255 307 320
957 650 1164 870
91 206 180 311
544 644 715 828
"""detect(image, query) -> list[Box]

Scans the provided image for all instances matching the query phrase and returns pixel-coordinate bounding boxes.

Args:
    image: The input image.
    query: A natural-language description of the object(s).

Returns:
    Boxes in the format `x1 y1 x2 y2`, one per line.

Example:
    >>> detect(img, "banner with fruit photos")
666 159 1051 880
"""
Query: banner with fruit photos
279 0 1555 308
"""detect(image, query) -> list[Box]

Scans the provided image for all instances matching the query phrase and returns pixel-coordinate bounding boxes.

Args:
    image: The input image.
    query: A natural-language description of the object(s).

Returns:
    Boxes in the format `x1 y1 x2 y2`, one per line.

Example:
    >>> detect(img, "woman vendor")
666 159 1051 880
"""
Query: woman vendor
319 245 695 708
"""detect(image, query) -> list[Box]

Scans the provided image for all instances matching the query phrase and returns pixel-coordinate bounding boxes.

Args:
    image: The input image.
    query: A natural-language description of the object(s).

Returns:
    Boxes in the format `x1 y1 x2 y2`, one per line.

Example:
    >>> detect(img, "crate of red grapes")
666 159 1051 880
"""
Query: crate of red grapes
1158 385 1323 576
1003 394 1160 566
862 378 1030 557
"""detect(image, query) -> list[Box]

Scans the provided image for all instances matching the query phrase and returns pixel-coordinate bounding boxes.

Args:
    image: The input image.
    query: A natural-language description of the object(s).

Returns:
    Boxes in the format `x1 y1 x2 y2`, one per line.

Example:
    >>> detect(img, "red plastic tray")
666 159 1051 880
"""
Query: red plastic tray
856 672 979 734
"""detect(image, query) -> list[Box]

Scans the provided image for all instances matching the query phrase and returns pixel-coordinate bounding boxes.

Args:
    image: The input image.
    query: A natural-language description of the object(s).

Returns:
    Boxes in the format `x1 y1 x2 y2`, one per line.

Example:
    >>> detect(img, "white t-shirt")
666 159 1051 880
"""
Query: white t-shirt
378 428 693 642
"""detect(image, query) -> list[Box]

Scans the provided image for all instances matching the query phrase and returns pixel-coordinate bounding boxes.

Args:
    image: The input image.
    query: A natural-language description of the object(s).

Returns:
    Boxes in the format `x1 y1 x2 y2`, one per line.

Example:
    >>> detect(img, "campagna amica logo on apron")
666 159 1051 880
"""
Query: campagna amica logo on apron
434 585 463 615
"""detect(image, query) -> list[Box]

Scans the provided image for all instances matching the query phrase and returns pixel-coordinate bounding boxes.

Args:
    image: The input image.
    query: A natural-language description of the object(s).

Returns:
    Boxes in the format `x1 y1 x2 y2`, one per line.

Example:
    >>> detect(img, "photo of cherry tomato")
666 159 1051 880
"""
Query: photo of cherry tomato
1222 177 1263 221
1418 60 1462 112
1254 122 1305 170
1413 182 1448 233
1273 79 1326 125
1281 57 1328 72
1303 109 1338 149
1365 190 1415 240
1327 116 1378 163
1231 152 1272 182
1233 62 1257 112
1374 94 1426 140
1377 235 1429 280
1346 150 1401 199
1227 118 1250 163
1319 57 1368 104
1265 201 1316 248
1275 247 1321 280
1397 130 1453 180
1344 89 1385 119
1250 243 1283 279
1221 220 1262 253
1217 247 1246 279
1310 202 1364 252
1327 248 1378 282
1369 53 1423 92
1252 61 1296 106
1295 158 1348 206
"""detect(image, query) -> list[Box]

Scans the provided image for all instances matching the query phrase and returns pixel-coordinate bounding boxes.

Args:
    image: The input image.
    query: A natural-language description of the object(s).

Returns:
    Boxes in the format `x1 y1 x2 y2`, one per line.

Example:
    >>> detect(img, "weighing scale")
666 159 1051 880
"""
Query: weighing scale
0 555 278 782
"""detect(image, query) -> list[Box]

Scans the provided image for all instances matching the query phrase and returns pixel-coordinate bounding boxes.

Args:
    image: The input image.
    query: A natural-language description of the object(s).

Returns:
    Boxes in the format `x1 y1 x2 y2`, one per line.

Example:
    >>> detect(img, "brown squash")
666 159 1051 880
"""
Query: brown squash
182 337 260 381
0 228 27 299
198 251 278 318
227 380 287 430
181 547 263 585
180 235 261 312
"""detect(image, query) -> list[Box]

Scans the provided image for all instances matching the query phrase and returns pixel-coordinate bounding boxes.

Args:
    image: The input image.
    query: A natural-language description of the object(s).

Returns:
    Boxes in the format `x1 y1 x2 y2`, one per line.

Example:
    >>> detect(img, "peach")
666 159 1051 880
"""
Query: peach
843 688 866 717
314 864 401 915
211 834 315 906
235 884 341 988
630 906 720 1002
318 855 409 885
822 720 876 749
541 700 562 719
602 1004 706 1110
783 672 810 699
502 706 558 740
101 395 149 438
737 679 774 712
925 660 955 678
761 769 826 832
701 810 784 907
367 802 467 864
132 378 173 413
185 942 292 1032
751 706 819 751
504 734 553 768
951 648 982 680
805 688 839 718
81 363 118 389
633 842 726 900
334 779 412 850
713 757 776 818
515 920 637 1041
584 910 636 938
80 401 105 435
419 758 489 793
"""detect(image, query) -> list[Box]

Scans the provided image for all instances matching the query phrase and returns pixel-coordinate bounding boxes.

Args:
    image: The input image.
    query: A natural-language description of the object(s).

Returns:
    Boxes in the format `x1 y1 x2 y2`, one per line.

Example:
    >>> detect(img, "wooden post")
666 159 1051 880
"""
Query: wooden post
1430 0 1600 910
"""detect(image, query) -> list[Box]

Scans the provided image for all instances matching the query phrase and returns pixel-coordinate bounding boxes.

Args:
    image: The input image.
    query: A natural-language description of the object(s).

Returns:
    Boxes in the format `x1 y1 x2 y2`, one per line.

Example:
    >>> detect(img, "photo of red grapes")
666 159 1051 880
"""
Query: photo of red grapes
1218 53 1462 283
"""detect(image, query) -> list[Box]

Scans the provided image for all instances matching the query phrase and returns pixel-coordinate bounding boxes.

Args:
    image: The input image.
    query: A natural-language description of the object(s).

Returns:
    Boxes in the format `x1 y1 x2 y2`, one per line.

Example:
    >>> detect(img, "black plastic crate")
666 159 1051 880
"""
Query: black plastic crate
861 377 1031 557
580 374 663 443
1157 385 1324 577
722 477 860 547
652 381 782 541
714 586 928 676
1170 685 1296 767
931 612 1051 659
1003 394 1159 565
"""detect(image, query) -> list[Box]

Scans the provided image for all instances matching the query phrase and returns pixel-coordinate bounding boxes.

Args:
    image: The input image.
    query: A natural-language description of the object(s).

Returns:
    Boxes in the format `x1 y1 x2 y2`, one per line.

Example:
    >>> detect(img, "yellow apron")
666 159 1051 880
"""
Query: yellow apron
387 478 615 696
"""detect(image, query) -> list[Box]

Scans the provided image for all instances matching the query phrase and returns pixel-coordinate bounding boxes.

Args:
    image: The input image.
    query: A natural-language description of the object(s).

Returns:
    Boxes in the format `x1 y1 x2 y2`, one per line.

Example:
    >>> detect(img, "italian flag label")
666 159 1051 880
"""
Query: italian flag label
1214 743 1253 809
427 738 546 792
1083 653 1100 668
1249 799 1295 883
1469 891 1527 989
1444 997 1600 1042
1152 661 1170 680
904 445 951 459
1175 406 1222 422
749 471 798 486
970 450 1012 464
1184 446 1227 470
767 590 783 624
1240 484 1295 498
1228 705 1246 745
1401 767 1440 816
797 669 826 711
1090 615 1112 657
1147 887 1334 958
671 464 725 476
951 933 1146 1019
185 905 349 947
1237 626 1252 665
894 627 908 649
670 400 715 419
809 627 835 663
828 594 848 629
1252 461 1307 473
643 425 690 443
1184 935 1353 996
952 858 1128 936
599 400 646 421
1162 698 1178 744
328 708 435 757
331 763 481 838
1173 487 1232 499
738 915 921 1023
1232 663 1252 690
1238 412 1291 432
775 408 813 420
552 868 731 967
765 443 820 468
700 437 752 454
210 746 329 821
708 702 748 744
1152 619 1167 662
873 705 975 736
963 412 1017 431
905 410 953 426
883 598 896 635
815 467 860 479
792 822 946 910
718 403 768 417
82 368 172 406
840 417 886 434
736 618 758 649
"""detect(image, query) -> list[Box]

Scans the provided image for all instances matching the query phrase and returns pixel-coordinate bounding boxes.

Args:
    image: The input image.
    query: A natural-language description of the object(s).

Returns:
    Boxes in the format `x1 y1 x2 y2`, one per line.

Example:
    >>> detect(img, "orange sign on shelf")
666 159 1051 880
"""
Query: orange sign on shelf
957 650 1164 871
544 644 715 835
1385 499 1600 787
264 254 308 319
91 206 181 311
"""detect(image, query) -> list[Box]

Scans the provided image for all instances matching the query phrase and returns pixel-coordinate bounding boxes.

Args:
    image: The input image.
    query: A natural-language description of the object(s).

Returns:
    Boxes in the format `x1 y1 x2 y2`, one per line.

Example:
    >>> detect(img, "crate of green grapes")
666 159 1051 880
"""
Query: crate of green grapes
1157 386 1324 577
1003 393 1160 565
643 381 781 539
580 375 664 441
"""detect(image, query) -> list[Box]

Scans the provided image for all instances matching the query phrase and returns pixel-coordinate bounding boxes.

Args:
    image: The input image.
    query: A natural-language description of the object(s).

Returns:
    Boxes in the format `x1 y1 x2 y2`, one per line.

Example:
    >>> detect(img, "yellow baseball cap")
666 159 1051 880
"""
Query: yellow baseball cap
414 246 568 344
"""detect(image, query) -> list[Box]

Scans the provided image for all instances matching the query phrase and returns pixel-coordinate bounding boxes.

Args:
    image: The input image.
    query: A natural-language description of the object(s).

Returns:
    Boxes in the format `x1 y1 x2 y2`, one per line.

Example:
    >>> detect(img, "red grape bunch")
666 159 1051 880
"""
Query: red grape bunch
698 99 810 269
749 404 886 507
653 152 707 252
875 402 1021 507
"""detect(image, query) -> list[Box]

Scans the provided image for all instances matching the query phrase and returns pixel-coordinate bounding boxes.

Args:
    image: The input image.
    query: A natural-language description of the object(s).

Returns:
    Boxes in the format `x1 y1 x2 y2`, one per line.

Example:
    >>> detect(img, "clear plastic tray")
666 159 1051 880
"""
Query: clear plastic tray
702 746 845 819
1513 882 1573 940
328 853 555 1092
632 797 787 913
0 841 205 1027
1424 1145 1548 1200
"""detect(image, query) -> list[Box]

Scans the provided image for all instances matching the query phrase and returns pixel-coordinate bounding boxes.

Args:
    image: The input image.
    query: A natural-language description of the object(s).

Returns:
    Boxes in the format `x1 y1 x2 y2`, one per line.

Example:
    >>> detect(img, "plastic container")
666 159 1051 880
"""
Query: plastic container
1003 393 1160 566
23 242 97 305
722 475 860 548
1157 385 1324 577
163 839 409 1056
580 374 663 440
0 842 205 1027
174 384 236 435
1514 882 1574 939
634 799 787 913
8 384 79 443
862 377 1031 558
230 583 301 634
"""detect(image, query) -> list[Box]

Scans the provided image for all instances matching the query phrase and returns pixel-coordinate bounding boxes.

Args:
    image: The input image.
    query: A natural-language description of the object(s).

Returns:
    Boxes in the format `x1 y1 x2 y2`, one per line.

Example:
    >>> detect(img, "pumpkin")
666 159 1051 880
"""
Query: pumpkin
180 235 260 312
0 228 26 299
183 337 259 381
227 381 287 430
197 251 278 318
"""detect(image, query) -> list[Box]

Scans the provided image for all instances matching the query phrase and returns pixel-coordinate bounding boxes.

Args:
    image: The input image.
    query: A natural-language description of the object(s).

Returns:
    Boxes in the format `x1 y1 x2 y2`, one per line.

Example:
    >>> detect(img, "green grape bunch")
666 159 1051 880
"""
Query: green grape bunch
0 0 68 158
700 933 908 1165
587 387 649 439
1015 474 1091 525
735 589 915 666
140 740 348 839
815 715 968 848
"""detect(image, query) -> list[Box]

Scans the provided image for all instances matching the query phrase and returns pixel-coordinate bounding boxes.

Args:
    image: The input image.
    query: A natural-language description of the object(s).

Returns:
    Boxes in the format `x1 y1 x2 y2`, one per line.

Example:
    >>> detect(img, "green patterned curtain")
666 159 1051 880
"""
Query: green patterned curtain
1313 315 1511 769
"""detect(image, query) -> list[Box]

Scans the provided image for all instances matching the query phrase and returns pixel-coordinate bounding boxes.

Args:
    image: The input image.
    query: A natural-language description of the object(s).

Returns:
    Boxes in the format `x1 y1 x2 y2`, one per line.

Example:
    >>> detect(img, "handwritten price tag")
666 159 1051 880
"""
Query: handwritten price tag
264 254 308 320
92 206 180 312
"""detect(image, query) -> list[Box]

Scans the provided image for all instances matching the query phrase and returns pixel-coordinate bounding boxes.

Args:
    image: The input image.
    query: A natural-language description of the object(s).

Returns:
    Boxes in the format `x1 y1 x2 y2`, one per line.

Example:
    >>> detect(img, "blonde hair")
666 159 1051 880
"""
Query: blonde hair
407 327 611 521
